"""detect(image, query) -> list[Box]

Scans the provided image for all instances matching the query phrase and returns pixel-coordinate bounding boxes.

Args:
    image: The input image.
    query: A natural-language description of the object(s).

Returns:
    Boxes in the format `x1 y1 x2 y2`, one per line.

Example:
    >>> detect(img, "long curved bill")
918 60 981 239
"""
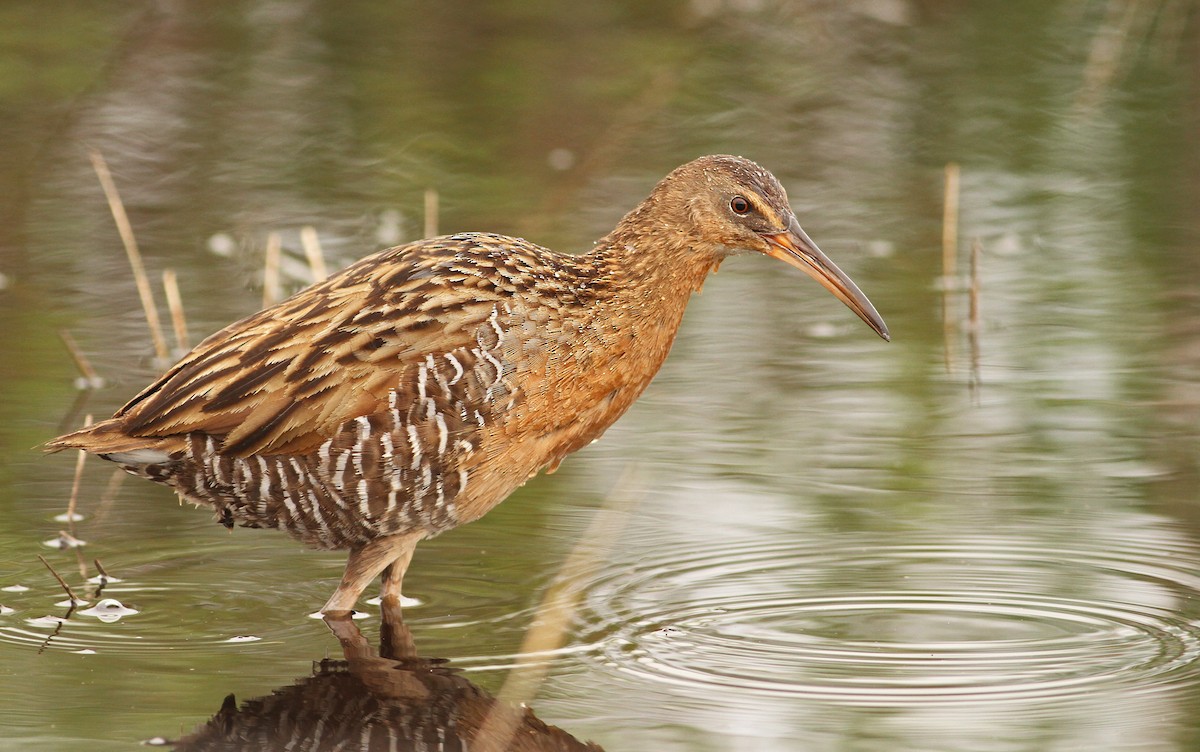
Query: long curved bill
760 217 890 341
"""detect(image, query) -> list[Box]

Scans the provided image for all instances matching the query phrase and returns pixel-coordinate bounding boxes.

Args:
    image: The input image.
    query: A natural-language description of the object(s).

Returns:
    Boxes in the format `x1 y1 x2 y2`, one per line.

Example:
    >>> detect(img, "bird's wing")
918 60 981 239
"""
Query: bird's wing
72 236 525 457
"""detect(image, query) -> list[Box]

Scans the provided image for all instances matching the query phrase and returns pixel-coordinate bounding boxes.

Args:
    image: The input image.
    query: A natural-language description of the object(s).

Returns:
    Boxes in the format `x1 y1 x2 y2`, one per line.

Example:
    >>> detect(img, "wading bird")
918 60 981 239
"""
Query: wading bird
48 155 889 615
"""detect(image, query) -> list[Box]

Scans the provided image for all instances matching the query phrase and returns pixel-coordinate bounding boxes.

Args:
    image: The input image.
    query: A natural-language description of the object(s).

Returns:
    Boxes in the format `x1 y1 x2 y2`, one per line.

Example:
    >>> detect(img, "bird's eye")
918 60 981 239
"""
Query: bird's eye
730 196 752 215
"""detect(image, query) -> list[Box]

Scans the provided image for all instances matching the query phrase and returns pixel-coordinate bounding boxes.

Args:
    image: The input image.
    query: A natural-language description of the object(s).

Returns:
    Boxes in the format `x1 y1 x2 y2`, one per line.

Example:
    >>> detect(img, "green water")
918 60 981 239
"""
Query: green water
2 1 1199 750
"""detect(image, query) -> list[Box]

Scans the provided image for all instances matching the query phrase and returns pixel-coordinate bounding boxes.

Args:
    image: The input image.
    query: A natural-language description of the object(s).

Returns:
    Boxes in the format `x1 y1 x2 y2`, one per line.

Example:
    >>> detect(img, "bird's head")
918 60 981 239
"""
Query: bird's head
647 154 890 342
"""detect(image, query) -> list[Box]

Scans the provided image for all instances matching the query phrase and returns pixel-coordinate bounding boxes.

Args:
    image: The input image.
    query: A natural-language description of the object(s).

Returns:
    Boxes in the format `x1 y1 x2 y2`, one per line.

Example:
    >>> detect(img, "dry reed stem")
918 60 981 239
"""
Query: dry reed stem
1077 0 1141 111
37 554 82 605
476 468 641 751
1151 0 1189 66
64 414 94 580
942 163 960 374
263 231 282 307
71 540 89 582
301 226 327 283
162 269 189 352
942 162 960 282
91 559 113 599
423 188 439 238
58 330 102 389
64 414 93 542
969 238 981 334
56 390 93 437
89 150 170 362
969 238 983 398
88 469 125 529
35 554 83 653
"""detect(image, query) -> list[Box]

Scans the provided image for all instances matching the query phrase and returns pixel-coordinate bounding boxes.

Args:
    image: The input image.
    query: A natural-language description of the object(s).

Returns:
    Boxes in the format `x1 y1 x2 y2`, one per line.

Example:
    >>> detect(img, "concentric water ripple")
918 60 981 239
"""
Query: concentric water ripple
573 530 1200 706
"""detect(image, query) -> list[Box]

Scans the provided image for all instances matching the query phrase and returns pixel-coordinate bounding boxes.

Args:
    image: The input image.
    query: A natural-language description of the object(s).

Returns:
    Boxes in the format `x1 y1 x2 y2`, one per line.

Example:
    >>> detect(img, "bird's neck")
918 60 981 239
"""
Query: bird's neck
508 216 721 466
588 211 723 304
576 216 723 371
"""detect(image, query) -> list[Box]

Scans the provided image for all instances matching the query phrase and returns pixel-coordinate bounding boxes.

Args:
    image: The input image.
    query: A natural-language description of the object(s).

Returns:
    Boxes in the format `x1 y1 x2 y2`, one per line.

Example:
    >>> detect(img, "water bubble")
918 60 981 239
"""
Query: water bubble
72 375 106 390
866 239 895 257
208 232 236 257
548 148 576 171
991 231 1023 256
1 585 27 593
79 599 138 623
805 322 838 338
225 635 261 643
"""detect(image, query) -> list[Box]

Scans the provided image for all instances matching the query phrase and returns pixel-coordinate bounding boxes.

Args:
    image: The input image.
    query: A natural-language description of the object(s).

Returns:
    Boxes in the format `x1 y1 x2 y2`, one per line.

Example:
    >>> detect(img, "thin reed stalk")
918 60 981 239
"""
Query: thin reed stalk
64 415 93 543
969 238 981 335
969 238 983 399
1077 0 1143 111
93 559 113 582
38 555 83 607
263 232 282 307
162 269 189 353
301 226 327 283
475 468 641 751
88 470 125 529
423 188 439 238
89 150 170 361
942 162 960 374
58 330 103 389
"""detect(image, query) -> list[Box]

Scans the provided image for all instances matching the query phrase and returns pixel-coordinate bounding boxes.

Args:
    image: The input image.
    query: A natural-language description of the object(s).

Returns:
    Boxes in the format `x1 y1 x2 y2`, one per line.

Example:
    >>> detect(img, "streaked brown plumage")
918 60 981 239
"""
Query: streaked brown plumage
47 155 889 615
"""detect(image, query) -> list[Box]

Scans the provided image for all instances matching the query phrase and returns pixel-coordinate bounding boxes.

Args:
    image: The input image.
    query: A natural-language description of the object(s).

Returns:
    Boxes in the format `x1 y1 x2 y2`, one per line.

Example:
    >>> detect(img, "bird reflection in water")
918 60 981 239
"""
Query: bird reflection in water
167 599 601 752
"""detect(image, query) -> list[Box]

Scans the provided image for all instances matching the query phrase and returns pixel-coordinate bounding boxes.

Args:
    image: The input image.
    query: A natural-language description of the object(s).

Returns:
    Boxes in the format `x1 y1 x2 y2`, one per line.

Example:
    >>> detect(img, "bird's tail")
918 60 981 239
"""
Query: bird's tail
44 419 178 466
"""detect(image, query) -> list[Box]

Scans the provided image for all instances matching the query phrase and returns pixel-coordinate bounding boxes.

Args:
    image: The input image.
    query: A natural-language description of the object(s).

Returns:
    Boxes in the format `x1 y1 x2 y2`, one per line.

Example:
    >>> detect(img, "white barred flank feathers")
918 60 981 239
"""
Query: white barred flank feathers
357 479 371 519
153 343 499 548
107 257 545 550
407 425 422 469
445 352 464 384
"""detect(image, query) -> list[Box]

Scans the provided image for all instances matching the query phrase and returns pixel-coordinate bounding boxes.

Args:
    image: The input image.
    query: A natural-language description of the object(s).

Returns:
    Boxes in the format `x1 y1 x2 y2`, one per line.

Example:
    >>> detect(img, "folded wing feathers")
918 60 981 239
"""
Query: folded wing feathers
50 240 509 458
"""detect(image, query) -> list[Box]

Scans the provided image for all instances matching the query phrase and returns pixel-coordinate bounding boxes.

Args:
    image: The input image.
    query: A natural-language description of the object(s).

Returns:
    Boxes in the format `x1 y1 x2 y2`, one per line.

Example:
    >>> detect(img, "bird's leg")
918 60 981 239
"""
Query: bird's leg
378 549 418 660
379 596 417 660
380 543 416 603
322 611 373 660
321 532 422 616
